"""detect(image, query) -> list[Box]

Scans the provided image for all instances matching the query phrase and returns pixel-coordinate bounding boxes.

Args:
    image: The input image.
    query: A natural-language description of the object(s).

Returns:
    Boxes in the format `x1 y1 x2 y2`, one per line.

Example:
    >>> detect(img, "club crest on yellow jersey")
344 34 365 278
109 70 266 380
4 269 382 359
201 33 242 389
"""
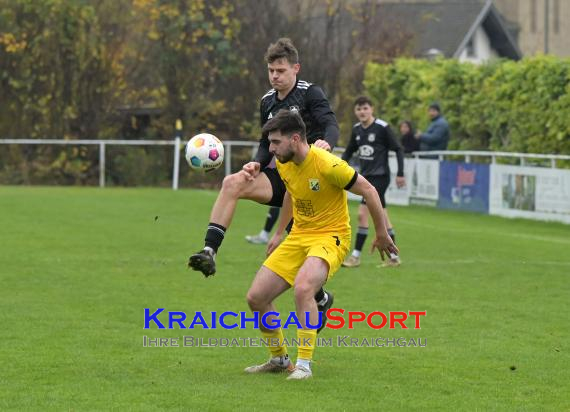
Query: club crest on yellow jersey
309 178 320 191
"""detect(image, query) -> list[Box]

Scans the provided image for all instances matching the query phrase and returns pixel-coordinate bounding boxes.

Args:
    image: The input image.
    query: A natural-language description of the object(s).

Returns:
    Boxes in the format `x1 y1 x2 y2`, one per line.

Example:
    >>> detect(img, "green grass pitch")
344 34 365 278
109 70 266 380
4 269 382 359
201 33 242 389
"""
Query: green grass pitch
1 186 569 411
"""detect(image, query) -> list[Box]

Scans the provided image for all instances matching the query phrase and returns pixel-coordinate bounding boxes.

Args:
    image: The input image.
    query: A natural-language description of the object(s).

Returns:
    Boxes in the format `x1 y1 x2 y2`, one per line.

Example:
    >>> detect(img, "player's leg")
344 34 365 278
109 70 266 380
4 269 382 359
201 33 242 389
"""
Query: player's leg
342 202 369 268
384 208 395 242
245 206 280 245
189 166 332 319
288 256 329 380
244 265 293 373
245 159 280 244
209 170 273 229
189 170 275 276
377 175 400 267
382 207 400 266
280 215 334 330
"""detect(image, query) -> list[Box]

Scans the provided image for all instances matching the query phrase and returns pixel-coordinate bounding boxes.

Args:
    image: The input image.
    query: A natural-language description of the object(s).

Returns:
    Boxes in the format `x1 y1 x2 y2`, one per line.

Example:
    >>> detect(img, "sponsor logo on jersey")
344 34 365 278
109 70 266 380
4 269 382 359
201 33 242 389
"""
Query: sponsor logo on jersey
359 145 374 157
309 178 320 191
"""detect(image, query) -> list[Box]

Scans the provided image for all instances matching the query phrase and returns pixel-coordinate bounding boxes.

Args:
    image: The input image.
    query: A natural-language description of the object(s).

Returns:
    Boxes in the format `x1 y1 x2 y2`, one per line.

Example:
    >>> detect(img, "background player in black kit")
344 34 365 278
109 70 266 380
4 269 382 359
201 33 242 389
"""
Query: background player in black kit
341 96 405 268
189 38 339 320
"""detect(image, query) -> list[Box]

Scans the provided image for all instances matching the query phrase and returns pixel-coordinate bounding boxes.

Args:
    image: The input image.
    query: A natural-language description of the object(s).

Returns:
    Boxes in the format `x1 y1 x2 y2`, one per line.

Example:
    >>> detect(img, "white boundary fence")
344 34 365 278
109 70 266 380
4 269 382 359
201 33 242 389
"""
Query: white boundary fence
410 150 570 168
1 139 568 191
0 138 259 190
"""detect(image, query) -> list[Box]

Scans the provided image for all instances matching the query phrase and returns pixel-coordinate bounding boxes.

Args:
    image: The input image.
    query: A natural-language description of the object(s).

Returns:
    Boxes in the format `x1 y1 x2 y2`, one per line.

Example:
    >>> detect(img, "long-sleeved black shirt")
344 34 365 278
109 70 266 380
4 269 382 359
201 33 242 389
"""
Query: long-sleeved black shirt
254 79 340 168
341 118 404 177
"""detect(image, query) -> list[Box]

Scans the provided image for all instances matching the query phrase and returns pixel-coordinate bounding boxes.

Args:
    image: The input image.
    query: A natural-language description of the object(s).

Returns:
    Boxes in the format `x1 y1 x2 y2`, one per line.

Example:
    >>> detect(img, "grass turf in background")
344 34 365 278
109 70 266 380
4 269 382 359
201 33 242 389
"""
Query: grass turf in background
0 186 569 411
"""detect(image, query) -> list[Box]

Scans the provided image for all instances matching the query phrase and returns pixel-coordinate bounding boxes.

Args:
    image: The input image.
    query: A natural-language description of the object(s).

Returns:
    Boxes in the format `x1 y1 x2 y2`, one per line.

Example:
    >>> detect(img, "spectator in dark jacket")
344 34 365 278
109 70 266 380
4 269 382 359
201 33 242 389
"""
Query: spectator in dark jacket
399 120 419 154
415 103 450 151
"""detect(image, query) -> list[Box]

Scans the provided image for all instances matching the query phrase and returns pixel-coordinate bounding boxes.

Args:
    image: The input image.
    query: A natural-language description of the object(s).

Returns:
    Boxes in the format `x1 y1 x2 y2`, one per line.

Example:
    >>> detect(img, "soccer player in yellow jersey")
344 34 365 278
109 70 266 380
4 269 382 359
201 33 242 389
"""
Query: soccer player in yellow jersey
244 110 398 380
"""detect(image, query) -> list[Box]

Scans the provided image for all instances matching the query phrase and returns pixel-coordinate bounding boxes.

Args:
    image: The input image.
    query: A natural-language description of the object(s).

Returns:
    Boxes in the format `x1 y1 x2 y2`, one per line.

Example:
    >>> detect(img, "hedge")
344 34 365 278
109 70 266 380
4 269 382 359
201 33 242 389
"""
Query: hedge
363 56 570 155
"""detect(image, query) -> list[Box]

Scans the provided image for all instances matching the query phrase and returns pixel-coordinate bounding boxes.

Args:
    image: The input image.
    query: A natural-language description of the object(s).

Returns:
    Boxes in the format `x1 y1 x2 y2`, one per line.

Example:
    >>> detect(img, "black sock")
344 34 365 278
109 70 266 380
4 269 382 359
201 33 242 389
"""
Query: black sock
264 207 280 232
388 228 396 244
205 222 226 253
314 288 325 303
354 226 368 252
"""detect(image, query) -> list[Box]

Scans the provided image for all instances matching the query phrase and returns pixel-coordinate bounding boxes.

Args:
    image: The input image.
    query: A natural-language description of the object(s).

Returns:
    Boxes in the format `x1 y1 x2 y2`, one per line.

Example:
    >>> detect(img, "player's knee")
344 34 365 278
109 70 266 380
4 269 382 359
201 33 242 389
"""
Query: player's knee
246 289 264 310
221 173 245 197
293 280 314 302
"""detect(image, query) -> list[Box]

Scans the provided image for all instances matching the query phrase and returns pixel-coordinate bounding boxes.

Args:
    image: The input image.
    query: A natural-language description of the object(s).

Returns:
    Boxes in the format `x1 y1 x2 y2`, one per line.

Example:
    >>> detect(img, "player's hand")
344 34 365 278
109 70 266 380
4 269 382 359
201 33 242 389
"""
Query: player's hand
396 176 406 188
266 233 283 256
370 232 399 261
414 131 422 139
313 139 331 152
242 162 261 181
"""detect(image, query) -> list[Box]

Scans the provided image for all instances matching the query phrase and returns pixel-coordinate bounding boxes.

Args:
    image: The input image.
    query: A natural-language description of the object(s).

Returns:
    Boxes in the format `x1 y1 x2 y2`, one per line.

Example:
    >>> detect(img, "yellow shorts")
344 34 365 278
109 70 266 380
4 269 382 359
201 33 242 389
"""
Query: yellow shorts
263 232 350 286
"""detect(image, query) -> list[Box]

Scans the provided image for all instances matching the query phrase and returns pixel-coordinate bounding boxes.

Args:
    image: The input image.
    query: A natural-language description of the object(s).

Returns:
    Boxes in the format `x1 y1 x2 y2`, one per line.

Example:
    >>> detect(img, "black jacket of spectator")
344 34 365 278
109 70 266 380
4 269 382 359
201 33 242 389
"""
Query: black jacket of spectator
401 128 419 154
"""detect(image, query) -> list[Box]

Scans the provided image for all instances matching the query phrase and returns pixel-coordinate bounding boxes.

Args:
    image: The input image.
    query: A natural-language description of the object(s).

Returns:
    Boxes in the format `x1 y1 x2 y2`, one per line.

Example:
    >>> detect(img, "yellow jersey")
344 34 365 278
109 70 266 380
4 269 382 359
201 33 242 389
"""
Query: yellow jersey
276 146 357 236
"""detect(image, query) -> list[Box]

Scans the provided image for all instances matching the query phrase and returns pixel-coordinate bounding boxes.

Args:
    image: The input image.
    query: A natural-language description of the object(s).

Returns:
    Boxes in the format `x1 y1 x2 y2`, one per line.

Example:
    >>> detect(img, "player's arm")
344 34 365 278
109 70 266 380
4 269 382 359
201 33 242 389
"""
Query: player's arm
348 175 398 260
418 122 446 144
306 85 340 150
252 131 271 167
241 134 267 180
341 128 359 162
253 100 273 168
266 191 293 256
246 102 272 178
385 125 406 188
321 157 397 259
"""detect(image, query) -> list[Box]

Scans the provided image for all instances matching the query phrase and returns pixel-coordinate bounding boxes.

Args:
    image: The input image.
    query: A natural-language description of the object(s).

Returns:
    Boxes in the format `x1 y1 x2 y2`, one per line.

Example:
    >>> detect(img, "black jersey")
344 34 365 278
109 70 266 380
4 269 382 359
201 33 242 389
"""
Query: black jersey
341 118 404 177
254 79 339 168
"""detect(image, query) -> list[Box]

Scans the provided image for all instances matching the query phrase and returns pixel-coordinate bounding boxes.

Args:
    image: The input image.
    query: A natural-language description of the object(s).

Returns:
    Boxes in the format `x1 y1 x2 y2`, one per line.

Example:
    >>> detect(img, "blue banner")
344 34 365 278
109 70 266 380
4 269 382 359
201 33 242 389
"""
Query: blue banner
438 161 490 213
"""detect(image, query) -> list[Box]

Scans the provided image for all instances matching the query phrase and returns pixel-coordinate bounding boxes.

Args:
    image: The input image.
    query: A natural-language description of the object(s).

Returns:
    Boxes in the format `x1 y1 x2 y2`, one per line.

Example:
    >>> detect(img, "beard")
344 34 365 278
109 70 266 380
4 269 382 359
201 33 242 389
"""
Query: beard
276 150 295 164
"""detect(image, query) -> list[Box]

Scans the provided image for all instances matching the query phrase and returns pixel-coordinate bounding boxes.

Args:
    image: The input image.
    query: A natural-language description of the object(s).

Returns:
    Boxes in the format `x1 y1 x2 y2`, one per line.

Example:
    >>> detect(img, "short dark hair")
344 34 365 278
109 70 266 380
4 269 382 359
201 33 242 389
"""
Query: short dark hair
354 96 373 107
262 109 306 141
265 38 299 64
429 102 441 113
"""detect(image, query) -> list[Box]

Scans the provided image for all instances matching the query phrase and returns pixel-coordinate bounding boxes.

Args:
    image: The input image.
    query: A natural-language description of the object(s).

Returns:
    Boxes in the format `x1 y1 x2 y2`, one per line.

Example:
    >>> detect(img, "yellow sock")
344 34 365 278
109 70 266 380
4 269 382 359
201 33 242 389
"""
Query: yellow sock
297 329 317 361
261 328 288 358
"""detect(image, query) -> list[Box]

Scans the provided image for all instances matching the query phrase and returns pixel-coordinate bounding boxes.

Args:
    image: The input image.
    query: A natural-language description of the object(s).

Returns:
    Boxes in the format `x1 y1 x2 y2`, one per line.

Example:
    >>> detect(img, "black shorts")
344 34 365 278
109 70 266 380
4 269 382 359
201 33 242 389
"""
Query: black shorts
361 175 390 207
261 168 286 207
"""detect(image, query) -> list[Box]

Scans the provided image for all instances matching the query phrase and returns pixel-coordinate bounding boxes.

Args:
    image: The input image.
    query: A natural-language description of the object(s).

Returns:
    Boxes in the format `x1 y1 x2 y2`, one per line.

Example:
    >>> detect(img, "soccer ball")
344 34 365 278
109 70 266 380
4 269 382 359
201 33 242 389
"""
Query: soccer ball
184 133 224 172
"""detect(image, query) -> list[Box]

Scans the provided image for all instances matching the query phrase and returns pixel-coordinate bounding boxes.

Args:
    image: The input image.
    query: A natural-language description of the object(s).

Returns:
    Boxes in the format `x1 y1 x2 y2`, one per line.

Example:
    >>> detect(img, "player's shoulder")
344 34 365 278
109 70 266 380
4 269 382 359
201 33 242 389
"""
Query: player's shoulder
312 147 343 170
353 122 361 129
261 88 276 101
300 80 328 99
312 146 335 159
312 147 354 184
374 118 389 128
296 80 312 90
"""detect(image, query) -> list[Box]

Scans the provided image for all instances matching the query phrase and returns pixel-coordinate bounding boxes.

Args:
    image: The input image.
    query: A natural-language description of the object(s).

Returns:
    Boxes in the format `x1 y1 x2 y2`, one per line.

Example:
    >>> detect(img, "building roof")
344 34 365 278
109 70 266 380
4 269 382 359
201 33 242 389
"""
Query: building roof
378 0 522 60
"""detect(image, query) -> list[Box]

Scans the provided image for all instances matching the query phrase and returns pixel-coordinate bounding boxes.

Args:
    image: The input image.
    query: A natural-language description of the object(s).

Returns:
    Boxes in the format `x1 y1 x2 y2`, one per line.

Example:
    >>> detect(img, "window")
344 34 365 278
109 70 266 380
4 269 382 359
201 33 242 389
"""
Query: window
466 37 475 57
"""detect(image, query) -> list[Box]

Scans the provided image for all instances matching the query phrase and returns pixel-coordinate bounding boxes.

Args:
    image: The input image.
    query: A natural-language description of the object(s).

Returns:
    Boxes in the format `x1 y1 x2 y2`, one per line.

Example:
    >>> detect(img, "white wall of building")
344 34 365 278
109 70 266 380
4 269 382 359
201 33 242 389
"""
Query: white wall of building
458 26 499 64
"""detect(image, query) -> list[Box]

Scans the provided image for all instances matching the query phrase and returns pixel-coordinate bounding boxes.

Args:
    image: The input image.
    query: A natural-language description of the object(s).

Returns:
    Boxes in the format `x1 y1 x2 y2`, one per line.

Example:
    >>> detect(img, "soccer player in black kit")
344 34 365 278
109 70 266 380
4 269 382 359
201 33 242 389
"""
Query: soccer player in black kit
189 38 339 323
341 96 406 268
